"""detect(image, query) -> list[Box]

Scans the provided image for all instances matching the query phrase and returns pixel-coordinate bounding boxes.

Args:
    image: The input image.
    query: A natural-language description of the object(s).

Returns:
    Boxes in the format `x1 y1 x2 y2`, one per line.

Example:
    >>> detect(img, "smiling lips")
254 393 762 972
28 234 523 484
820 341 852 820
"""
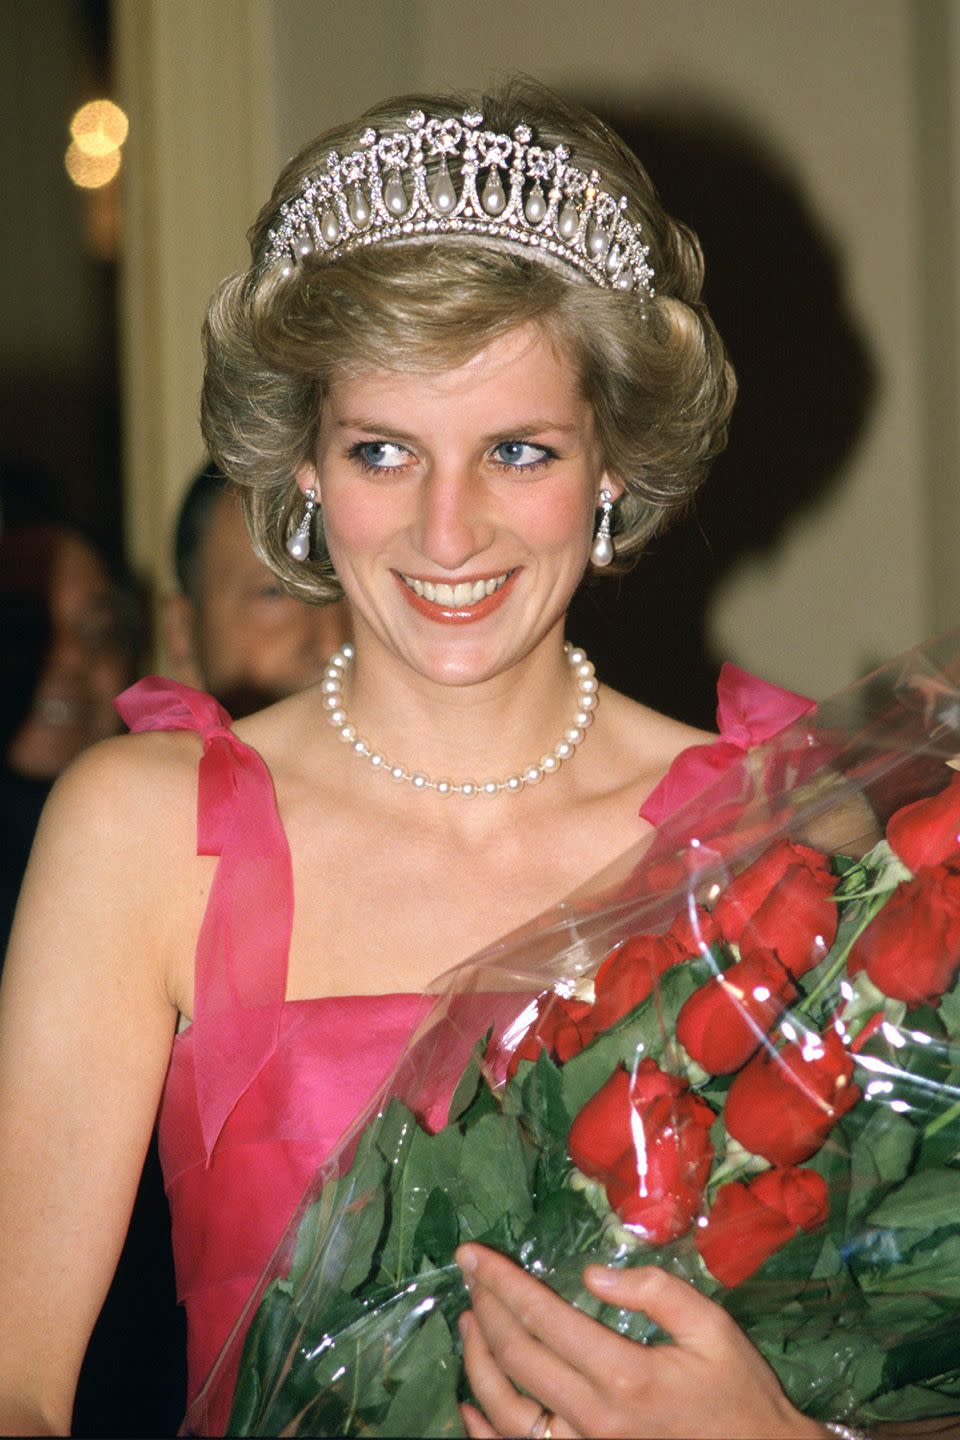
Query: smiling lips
395 568 517 623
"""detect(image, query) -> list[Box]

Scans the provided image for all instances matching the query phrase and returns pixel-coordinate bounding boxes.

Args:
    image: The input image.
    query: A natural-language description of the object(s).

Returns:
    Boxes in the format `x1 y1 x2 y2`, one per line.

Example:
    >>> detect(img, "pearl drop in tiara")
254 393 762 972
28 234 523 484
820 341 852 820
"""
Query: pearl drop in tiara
263 108 655 298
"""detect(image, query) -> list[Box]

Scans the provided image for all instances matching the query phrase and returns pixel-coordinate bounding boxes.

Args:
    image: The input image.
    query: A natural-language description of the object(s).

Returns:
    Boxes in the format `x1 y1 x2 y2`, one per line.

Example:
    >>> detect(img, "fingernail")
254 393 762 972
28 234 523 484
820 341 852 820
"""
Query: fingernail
456 1244 478 1275
586 1265 619 1290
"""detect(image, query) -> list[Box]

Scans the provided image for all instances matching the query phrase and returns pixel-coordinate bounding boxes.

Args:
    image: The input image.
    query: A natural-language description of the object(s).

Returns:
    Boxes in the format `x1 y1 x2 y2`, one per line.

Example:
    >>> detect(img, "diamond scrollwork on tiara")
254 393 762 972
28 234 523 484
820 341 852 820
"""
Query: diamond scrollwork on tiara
262 109 655 297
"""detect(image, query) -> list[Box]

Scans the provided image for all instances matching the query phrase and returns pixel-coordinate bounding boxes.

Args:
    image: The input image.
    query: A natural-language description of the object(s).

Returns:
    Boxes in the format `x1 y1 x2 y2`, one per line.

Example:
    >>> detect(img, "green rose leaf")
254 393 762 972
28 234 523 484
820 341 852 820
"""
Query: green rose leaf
413 1186 460 1269
521 1048 571 1149
866 1168 960 1231
376 1308 463 1437
447 1033 492 1124
937 971 960 1039
844 1105 917 1227
880 1313 960 1395
456 1111 533 1238
228 1277 296 1434
377 1123 463 1286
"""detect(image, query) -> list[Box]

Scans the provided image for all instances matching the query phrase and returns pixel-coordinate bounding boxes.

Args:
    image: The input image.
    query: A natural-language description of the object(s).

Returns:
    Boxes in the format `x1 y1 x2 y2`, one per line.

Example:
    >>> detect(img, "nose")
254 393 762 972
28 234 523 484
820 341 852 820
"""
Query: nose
413 463 495 571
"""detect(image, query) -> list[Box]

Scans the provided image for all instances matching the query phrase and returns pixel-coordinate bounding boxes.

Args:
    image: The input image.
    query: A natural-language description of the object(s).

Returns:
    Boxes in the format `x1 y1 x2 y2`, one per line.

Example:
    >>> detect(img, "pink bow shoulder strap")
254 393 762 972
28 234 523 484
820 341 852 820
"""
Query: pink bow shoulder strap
640 663 815 826
114 676 293 1162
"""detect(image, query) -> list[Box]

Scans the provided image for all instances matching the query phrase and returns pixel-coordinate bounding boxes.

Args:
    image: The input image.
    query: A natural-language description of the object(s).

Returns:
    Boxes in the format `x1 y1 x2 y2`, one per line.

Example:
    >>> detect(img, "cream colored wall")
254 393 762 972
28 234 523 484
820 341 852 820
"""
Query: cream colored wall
114 0 276 589
916 0 960 635
116 0 955 699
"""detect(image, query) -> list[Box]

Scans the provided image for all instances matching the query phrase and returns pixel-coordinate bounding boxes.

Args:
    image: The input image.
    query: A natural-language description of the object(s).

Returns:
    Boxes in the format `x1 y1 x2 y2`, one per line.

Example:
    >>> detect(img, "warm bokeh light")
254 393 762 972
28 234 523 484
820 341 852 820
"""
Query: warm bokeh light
70 99 129 157
65 141 122 190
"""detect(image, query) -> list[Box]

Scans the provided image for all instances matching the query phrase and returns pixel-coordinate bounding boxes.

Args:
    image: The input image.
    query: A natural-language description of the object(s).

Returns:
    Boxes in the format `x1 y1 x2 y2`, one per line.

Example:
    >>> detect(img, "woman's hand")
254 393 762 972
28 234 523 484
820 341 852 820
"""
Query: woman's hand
456 1244 829 1440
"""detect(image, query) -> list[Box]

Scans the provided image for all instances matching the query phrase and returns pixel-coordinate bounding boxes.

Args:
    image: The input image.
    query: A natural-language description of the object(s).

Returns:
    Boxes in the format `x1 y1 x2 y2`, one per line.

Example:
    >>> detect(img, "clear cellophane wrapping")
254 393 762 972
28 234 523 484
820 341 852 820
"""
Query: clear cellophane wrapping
185 628 960 1437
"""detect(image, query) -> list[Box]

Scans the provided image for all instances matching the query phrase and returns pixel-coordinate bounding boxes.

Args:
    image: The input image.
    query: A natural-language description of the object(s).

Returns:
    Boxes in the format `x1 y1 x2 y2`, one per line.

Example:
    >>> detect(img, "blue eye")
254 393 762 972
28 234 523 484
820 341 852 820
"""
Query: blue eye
349 441 409 470
492 441 554 470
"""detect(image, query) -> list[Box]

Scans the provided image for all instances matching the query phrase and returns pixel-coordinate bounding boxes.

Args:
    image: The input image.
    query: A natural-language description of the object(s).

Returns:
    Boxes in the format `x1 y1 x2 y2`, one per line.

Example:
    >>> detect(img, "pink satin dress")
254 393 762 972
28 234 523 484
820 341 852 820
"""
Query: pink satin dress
115 663 812 1423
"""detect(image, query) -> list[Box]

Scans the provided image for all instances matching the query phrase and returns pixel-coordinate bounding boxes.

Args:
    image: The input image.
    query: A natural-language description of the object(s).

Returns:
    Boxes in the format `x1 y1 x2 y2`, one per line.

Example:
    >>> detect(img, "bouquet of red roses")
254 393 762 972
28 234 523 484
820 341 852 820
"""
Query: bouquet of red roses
186 630 960 1438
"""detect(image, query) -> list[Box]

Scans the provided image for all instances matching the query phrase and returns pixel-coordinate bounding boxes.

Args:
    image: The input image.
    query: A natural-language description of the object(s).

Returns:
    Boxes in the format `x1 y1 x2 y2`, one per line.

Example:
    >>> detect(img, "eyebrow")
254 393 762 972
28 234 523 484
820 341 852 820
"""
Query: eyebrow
335 418 582 440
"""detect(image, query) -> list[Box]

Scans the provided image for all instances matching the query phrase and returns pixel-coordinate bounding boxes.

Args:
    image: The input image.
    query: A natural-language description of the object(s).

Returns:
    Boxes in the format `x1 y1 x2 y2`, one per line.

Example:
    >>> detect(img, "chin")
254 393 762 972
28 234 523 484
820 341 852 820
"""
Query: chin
399 625 540 690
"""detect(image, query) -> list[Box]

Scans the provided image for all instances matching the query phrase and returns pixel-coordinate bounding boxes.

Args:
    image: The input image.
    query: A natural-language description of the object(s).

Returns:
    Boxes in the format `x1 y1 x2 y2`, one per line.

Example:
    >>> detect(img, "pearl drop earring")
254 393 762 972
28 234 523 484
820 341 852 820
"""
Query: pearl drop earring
591 488 614 567
286 488 317 561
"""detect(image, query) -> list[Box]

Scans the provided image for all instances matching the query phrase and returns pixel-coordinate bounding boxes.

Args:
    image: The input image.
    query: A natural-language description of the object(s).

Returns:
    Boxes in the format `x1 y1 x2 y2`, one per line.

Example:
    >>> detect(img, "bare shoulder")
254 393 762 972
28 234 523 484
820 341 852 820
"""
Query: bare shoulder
599 684 714 777
230 687 315 761
10 729 208 1011
37 727 201 857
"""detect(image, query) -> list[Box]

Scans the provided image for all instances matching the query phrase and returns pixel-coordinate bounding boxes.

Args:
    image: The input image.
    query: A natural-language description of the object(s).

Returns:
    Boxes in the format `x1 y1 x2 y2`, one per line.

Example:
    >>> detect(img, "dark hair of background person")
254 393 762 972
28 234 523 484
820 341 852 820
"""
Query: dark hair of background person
568 102 875 727
174 460 230 601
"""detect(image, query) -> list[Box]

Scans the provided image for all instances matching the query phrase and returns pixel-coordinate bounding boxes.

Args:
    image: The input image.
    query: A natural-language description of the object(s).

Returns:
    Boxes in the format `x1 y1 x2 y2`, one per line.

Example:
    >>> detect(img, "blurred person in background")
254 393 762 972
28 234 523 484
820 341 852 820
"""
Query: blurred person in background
0 507 188 1439
162 462 350 715
0 521 139 957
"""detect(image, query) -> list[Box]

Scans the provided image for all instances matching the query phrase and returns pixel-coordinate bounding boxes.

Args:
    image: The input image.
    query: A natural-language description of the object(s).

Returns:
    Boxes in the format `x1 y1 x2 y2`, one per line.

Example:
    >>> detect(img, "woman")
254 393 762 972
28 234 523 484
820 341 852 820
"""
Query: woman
0 81 845 1438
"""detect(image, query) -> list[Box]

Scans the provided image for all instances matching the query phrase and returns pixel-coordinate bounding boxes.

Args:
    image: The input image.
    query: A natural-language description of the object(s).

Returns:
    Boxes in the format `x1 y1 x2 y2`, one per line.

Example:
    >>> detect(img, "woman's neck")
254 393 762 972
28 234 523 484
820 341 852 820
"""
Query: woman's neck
330 618 592 792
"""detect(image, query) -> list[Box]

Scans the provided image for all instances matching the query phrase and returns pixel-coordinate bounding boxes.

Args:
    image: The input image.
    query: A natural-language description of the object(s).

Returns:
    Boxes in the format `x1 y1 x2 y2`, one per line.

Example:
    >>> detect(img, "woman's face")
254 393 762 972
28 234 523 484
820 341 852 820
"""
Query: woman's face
299 322 619 687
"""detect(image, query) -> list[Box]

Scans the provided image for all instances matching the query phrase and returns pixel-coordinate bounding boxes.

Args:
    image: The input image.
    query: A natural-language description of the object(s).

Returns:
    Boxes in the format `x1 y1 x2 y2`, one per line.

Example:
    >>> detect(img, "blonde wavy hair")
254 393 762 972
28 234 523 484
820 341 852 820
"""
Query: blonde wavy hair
201 78 736 604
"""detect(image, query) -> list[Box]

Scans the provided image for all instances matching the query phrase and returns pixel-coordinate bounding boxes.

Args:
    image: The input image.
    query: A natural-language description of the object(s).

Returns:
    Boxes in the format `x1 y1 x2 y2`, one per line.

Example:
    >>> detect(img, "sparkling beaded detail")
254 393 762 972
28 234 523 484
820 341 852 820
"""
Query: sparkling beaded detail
264 109 654 298
321 641 599 797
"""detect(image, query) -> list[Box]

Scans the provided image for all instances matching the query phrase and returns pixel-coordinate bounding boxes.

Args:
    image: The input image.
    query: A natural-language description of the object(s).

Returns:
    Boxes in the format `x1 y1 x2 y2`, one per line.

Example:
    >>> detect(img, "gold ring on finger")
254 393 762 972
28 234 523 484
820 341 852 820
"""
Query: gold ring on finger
529 1407 556 1440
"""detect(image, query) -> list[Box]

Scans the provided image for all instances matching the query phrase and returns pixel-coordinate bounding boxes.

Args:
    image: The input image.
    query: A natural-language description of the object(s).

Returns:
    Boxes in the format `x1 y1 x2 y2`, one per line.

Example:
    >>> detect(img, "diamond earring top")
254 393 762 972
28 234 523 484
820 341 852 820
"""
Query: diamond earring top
262 109 655 298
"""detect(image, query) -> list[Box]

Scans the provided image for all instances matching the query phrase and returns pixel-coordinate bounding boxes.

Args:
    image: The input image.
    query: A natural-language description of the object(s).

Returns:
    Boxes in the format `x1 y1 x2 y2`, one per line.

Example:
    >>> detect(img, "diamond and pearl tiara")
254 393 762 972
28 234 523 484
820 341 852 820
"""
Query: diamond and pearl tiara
263 108 655 297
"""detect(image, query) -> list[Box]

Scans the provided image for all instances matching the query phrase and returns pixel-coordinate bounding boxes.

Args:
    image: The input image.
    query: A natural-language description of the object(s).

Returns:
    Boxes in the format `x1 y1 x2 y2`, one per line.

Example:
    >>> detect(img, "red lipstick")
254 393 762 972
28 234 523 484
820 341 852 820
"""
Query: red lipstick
393 569 518 625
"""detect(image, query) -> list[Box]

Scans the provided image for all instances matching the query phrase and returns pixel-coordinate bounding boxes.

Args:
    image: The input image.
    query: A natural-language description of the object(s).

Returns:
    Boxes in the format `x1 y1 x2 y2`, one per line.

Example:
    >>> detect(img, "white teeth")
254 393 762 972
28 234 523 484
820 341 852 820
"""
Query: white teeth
400 570 510 604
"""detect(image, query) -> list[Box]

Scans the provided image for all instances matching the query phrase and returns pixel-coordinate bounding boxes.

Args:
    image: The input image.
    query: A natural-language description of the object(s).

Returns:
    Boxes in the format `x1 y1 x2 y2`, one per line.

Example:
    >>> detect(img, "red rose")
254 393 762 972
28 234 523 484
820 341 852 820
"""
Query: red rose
749 1164 830 1227
506 993 594 1078
568 1059 715 1243
676 950 797 1074
696 1166 829 1286
712 840 838 978
723 1027 860 1166
847 864 960 1005
589 933 687 1034
667 904 720 958
712 840 834 940
744 863 839 977
570 1060 679 1172
887 774 960 871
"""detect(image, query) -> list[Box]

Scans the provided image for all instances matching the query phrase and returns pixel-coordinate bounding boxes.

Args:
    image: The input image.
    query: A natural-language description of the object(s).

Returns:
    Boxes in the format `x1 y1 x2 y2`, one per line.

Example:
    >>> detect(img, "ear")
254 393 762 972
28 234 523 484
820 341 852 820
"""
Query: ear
160 592 204 688
295 460 320 499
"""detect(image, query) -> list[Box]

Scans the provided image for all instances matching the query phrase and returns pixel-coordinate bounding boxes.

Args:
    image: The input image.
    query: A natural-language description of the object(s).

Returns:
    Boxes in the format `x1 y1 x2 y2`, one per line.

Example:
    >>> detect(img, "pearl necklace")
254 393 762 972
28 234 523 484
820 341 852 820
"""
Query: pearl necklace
320 642 599 797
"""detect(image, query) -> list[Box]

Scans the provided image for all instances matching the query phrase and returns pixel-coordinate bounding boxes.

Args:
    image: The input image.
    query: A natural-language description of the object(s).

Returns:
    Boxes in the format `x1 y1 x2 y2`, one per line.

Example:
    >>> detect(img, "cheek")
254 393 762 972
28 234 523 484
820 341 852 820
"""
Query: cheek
321 485 402 559
514 483 594 554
